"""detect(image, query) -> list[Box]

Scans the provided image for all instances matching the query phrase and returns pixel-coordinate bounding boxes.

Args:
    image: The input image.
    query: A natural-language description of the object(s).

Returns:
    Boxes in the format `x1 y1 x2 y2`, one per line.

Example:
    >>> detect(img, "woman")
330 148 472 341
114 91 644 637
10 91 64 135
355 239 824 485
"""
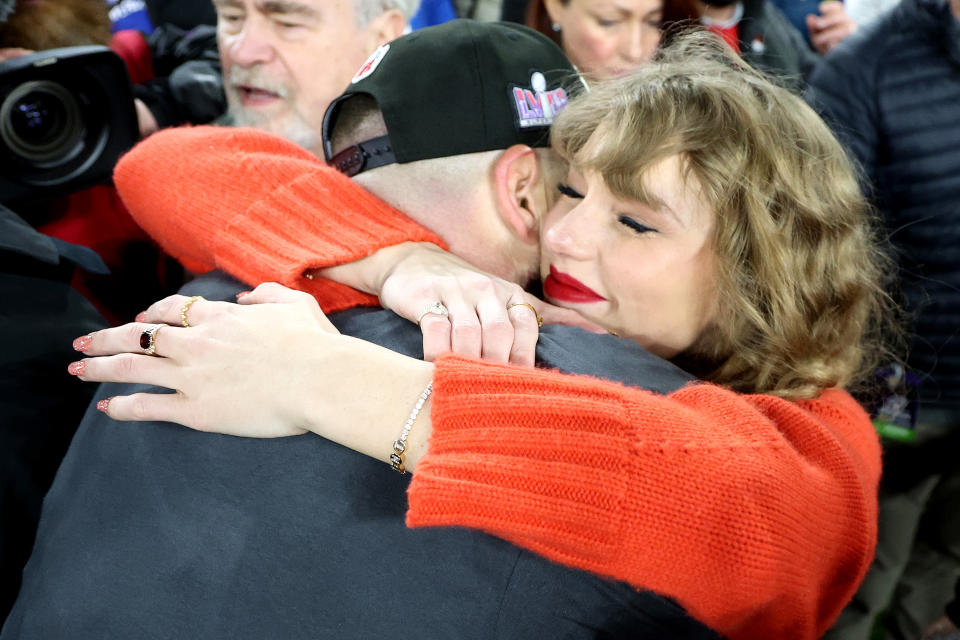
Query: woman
76 37 896 640
524 0 698 79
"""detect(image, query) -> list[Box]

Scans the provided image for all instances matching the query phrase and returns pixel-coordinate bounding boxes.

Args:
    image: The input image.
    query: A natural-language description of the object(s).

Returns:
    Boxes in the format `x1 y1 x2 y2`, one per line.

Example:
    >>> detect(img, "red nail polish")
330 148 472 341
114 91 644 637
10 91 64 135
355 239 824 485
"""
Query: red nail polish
236 290 252 298
73 334 93 352
135 312 147 323
67 360 86 376
96 397 112 413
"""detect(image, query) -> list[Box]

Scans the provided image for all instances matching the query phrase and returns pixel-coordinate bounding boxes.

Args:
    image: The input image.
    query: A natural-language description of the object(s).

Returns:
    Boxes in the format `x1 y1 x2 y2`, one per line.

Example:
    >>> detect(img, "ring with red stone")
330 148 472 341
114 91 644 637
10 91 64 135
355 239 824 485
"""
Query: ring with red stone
139 323 167 356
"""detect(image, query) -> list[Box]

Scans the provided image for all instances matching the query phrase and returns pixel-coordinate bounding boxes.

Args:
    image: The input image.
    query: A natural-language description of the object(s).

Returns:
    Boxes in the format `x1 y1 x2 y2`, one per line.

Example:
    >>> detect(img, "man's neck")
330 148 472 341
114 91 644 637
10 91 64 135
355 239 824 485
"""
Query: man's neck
952 0 960 22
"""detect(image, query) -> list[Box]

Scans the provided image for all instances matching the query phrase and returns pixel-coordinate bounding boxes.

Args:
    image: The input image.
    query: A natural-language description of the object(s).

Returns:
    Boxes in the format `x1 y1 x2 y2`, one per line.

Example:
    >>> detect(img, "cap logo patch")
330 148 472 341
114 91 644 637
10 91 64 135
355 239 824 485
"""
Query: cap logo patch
512 71 569 129
352 44 390 84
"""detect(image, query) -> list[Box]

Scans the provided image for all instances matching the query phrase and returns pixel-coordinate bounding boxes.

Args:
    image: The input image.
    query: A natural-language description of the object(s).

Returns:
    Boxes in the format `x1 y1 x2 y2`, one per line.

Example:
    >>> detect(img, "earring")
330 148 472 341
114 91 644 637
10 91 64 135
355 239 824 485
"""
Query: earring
551 22 561 31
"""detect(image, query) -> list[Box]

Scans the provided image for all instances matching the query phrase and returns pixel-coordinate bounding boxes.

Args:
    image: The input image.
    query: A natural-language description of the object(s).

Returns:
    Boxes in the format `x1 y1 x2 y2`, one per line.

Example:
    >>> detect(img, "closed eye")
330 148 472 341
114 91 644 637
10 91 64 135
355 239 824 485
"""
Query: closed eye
618 215 656 234
557 183 584 199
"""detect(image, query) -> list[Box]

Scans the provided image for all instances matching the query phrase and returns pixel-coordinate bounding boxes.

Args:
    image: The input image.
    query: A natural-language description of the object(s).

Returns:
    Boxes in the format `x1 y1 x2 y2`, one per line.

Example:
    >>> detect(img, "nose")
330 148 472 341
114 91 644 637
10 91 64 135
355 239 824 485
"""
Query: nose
621 25 653 66
227 21 275 67
543 202 599 261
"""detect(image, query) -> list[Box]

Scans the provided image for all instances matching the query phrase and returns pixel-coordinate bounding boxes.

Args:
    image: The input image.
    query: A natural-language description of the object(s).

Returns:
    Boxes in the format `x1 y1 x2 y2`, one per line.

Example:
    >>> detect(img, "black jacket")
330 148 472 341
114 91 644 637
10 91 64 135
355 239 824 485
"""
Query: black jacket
0 206 107 626
806 0 960 411
2 273 719 640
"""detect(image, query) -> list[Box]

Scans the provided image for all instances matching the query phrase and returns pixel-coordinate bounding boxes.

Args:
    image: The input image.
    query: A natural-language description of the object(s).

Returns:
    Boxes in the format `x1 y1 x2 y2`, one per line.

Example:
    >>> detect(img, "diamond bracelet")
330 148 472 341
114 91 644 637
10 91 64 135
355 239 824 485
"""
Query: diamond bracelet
390 381 433 474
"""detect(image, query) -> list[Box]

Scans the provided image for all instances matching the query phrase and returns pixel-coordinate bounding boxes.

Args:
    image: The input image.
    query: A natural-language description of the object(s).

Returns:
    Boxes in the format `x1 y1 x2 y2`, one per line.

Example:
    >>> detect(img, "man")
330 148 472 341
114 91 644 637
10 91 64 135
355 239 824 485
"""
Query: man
213 0 415 155
2 22 719 639
806 0 960 637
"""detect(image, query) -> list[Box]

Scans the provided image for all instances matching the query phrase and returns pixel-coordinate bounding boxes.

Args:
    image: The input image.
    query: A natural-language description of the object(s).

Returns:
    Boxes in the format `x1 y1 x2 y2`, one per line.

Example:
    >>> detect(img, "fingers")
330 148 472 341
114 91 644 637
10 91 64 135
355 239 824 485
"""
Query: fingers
476 296 515 364
810 24 854 53
807 2 856 54
75 322 189 360
505 301 540 367
445 295 482 360
238 283 337 331
97 392 188 425
70 352 180 389
237 282 313 305
140 294 224 327
419 312 452 362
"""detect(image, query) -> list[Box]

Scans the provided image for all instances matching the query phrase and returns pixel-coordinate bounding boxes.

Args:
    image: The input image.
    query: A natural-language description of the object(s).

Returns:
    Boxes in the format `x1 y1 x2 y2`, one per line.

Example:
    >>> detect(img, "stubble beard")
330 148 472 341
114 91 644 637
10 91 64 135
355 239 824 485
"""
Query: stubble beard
225 66 320 154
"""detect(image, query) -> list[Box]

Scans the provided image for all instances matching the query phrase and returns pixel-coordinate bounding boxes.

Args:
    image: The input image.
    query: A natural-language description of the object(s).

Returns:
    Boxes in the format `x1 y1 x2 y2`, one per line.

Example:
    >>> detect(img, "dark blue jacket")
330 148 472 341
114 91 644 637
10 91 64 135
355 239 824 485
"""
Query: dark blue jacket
805 0 960 411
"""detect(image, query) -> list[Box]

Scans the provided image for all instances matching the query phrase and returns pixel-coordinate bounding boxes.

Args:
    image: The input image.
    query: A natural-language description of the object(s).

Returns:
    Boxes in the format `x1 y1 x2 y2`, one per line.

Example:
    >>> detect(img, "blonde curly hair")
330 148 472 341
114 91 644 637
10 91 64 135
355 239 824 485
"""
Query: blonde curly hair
551 31 899 399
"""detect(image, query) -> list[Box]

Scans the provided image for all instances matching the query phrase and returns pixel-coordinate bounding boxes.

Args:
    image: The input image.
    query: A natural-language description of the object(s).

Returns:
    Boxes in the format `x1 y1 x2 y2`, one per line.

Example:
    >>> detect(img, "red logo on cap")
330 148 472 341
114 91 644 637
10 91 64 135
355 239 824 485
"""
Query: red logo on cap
352 44 390 84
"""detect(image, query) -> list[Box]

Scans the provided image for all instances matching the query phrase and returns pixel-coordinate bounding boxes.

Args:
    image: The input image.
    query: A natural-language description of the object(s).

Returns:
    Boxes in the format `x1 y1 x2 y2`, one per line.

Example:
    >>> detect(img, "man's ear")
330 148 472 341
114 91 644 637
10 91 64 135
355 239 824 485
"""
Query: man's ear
363 9 406 51
494 144 541 244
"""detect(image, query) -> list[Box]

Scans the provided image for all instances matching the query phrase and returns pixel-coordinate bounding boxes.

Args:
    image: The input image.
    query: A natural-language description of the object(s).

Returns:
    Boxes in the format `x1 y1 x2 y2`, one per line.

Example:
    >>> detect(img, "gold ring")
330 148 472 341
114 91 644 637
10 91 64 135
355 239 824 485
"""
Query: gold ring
180 295 204 327
139 323 167 356
507 302 543 328
417 301 449 326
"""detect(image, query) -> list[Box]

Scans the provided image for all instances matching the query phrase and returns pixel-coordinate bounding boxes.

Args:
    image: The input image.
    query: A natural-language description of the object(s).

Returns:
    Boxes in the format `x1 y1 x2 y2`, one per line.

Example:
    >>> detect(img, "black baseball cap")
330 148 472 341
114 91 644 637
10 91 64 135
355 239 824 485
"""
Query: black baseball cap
323 19 583 177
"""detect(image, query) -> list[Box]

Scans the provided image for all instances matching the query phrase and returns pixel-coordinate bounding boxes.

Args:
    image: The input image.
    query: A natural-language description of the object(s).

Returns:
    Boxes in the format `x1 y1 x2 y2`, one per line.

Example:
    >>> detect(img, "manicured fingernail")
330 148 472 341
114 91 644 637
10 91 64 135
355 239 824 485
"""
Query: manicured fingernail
73 334 93 351
135 312 147 322
67 360 86 376
236 290 252 298
96 397 113 413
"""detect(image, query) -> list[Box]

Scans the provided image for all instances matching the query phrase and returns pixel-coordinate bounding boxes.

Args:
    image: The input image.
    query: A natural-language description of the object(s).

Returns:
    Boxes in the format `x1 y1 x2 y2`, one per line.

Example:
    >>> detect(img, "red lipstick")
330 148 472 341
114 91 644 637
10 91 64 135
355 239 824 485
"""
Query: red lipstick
543 265 606 303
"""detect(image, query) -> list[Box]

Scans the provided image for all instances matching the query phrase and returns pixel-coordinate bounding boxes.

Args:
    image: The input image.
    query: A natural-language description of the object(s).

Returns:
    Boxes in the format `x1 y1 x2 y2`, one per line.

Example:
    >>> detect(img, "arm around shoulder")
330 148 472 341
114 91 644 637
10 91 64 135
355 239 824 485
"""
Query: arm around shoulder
114 126 445 309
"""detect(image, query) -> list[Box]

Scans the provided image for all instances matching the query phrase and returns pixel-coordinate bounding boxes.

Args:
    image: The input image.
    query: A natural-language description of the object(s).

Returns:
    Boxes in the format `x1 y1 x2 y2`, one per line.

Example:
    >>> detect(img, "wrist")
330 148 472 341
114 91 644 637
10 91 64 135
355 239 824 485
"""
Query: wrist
301 335 435 470
314 242 431 295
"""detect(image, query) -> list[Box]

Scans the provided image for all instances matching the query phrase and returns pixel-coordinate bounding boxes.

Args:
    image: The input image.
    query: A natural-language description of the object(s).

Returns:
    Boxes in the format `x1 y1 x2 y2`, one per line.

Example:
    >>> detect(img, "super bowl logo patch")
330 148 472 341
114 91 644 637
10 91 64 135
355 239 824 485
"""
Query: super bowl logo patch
352 44 389 84
511 71 569 129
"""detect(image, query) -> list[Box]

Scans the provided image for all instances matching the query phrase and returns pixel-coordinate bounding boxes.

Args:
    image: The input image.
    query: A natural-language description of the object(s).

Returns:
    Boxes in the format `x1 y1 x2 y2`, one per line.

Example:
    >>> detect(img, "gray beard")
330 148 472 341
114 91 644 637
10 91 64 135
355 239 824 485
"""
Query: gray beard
228 105 320 156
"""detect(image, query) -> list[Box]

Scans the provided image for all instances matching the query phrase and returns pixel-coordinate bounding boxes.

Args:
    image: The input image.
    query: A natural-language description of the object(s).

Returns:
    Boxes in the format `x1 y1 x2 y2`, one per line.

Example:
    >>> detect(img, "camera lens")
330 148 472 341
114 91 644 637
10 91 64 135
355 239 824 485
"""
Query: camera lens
1 80 84 165
11 92 69 145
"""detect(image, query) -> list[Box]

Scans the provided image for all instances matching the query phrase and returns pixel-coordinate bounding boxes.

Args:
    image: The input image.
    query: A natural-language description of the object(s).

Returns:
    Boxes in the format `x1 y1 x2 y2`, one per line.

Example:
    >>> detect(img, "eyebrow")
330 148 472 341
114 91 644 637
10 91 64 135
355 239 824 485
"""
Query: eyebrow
607 2 663 17
624 186 684 227
256 0 320 17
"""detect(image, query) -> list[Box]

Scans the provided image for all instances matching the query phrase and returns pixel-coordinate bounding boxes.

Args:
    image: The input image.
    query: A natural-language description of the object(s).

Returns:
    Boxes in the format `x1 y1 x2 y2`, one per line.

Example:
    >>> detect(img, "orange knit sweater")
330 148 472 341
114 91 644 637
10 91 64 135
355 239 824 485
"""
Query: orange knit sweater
114 126 882 640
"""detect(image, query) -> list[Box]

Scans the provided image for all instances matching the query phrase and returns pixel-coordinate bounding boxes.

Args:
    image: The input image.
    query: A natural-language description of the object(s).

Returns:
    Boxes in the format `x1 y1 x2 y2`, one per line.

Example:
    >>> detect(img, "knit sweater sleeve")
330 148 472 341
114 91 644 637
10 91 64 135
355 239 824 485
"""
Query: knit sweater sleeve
113 126 447 312
408 354 881 640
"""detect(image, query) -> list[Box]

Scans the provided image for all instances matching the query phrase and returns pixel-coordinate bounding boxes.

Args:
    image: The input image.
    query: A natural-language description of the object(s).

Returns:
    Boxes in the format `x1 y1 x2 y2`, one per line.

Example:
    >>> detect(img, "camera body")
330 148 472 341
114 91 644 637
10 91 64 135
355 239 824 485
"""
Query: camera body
0 46 138 206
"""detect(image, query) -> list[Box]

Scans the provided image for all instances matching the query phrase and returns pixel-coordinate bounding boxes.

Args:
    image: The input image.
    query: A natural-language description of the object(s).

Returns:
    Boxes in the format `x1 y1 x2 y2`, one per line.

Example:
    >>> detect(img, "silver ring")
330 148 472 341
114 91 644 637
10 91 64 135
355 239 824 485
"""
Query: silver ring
417 301 449 326
139 323 167 356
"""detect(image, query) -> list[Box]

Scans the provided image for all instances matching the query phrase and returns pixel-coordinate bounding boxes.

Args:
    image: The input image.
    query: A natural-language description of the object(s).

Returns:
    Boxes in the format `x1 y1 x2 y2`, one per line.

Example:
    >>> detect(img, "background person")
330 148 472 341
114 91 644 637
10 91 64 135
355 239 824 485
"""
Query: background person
521 0 817 86
806 0 960 637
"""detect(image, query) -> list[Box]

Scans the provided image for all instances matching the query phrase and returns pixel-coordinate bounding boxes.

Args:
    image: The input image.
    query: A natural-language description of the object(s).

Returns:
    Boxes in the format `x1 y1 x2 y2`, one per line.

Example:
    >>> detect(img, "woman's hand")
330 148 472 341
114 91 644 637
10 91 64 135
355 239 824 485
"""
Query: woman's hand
71 283 436 469
70 284 336 437
320 243 602 366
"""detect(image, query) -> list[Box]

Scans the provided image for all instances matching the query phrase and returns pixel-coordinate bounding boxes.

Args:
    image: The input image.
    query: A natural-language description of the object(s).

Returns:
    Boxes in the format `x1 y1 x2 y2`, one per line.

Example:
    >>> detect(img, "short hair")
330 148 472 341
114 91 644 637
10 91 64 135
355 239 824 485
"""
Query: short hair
353 0 420 25
551 31 900 399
